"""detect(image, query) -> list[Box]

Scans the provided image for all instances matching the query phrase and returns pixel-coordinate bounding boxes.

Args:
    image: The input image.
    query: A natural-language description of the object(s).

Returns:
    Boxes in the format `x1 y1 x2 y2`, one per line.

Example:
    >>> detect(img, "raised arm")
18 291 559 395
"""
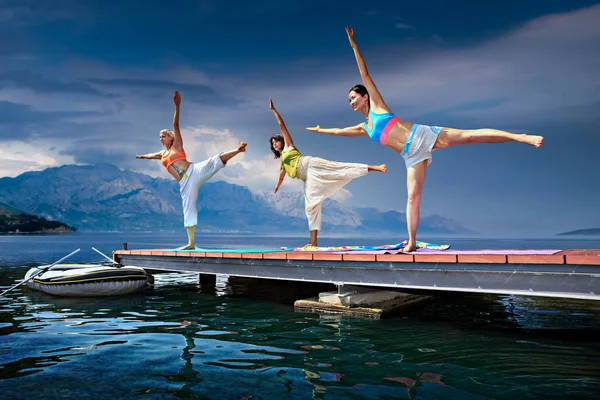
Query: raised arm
269 97 294 148
306 123 367 137
274 168 286 193
172 91 183 148
346 27 387 110
136 150 164 160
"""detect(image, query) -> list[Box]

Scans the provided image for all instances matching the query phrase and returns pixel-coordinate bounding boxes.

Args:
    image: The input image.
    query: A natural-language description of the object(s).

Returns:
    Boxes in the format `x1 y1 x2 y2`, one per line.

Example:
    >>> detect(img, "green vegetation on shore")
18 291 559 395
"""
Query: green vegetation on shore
0 202 76 234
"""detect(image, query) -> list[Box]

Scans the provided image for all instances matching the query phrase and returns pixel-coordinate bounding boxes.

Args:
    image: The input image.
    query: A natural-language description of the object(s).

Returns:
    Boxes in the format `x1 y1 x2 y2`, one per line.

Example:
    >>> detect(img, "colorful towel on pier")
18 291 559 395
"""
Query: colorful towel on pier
403 240 451 251
281 241 450 252
281 243 403 252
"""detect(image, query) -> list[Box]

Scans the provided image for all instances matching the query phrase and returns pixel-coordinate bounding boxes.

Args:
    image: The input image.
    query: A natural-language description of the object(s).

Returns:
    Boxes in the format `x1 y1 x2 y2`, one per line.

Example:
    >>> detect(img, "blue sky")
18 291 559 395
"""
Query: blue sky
1 0 599 236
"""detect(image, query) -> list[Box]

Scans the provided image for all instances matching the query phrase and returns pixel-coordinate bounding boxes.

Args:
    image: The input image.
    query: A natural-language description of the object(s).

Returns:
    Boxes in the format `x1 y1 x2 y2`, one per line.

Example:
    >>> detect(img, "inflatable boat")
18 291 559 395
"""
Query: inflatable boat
24 262 150 297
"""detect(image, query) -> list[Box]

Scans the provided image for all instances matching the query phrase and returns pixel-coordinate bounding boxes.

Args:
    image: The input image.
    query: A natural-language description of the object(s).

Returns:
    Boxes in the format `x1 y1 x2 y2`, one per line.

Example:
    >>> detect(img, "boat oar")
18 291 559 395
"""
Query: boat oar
91 247 122 266
0 248 81 297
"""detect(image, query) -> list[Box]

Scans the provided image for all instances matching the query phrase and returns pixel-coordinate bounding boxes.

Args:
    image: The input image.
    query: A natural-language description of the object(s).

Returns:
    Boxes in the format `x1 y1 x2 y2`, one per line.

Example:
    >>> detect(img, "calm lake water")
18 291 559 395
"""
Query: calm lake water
1 233 599 399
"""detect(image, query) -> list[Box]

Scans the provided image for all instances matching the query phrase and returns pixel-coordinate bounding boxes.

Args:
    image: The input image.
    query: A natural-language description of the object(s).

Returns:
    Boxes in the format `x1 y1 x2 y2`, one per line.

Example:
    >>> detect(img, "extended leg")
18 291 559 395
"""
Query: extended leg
404 160 428 253
435 128 543 149
219 141 247 164
368 164 387 173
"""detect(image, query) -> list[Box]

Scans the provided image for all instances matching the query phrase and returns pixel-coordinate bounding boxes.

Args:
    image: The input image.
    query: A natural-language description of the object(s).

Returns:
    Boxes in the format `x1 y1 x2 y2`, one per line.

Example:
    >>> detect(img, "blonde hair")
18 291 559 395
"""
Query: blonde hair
159 129 175 148
160 129 175 139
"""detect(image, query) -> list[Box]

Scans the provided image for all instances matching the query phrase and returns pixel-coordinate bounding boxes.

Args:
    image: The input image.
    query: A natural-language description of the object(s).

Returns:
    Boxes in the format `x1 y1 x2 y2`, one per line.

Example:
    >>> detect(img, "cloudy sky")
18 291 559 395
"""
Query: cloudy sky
1 0 599 236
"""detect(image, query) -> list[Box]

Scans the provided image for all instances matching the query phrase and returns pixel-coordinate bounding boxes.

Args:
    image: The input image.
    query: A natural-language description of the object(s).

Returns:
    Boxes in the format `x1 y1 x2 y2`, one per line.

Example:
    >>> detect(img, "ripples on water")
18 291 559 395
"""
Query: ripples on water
0 233 599 399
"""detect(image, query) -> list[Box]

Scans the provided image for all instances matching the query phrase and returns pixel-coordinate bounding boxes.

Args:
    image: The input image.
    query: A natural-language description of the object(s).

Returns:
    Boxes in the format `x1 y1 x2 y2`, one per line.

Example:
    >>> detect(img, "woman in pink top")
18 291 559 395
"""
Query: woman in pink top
136 91 247 250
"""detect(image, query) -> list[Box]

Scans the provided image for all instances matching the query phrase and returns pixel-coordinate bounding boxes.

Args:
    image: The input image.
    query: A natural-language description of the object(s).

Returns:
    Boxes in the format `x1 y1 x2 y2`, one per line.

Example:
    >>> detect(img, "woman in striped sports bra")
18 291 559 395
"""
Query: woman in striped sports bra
307 27 544 253
136 90 247 250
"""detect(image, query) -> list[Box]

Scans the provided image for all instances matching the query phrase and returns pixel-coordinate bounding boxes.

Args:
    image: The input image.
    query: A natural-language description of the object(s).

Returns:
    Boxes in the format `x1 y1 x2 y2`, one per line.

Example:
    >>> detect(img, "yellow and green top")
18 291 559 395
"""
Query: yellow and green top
281 147 303 179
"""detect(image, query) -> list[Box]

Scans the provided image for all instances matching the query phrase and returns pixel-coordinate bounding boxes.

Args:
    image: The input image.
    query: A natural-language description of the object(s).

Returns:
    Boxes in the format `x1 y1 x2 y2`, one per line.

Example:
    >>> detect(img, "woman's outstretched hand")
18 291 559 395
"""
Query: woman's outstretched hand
135 155 145 159
346 27 356 47
306 125 320 133
174 90 181 106
269 97 275 110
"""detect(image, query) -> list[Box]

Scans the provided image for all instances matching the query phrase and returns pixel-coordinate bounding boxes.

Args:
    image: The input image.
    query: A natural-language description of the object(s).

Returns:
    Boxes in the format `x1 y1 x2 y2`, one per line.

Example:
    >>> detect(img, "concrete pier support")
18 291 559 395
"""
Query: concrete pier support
294 285 432 319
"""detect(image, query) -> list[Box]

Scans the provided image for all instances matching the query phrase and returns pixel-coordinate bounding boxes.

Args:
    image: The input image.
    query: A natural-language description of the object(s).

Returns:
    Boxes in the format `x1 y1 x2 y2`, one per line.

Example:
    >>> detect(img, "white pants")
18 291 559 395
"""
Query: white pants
297 156 368 231
179 154 225 227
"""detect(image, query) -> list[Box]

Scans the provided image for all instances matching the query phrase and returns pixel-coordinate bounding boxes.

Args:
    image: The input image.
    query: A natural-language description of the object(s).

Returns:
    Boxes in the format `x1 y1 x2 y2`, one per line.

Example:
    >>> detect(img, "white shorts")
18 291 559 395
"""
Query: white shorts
401 123 443 169
179 153 225 227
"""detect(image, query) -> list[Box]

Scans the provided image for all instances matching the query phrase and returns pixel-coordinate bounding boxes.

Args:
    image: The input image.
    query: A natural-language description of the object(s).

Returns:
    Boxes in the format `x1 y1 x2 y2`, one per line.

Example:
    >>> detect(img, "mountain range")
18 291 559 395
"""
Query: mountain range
0 164 474 236
557 228 600 236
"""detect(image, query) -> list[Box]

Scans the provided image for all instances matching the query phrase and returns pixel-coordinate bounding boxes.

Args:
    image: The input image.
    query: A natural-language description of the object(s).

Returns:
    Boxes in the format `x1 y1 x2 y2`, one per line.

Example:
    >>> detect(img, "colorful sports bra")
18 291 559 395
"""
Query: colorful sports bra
364 109 401 145
161 146 188 171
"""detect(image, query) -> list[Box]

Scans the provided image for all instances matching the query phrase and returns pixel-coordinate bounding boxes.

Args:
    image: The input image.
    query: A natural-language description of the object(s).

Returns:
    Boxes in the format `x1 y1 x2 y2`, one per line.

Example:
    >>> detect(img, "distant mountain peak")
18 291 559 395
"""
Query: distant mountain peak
0 163 473 235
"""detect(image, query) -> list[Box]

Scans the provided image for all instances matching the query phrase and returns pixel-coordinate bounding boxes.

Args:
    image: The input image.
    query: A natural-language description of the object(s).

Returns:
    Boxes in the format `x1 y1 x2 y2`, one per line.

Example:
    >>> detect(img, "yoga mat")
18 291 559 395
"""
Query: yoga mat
165 246 560 255
169 246 285 253
332 249 563 255
281 243 407 252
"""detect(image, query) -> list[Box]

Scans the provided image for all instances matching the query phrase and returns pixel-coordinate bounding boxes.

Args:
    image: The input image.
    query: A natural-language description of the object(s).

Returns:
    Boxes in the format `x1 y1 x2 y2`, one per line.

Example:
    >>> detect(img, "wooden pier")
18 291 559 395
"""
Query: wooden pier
113 248 600 303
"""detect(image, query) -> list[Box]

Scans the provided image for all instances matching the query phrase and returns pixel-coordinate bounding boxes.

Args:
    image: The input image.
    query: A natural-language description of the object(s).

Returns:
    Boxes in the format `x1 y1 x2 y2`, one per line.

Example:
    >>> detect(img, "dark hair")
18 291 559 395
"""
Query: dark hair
349 84 370 110
269 134 284 159
349 84 369 97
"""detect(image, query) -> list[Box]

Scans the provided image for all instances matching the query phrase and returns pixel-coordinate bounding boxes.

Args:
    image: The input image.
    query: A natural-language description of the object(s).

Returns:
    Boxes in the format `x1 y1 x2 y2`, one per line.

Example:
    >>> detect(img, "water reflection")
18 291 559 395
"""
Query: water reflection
1 266 600 398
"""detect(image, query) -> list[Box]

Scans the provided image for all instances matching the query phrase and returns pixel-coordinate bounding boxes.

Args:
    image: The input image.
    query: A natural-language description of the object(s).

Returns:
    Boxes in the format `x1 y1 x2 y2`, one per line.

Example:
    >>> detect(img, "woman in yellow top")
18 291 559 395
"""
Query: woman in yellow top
307 27 544 252
136 91 247 250
269 97 387 248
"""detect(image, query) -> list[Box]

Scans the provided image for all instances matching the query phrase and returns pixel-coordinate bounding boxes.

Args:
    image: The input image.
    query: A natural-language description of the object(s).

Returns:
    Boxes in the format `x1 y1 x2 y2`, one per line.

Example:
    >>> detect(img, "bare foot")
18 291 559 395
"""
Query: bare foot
238 141 247 152
402 242 417 253
302 243 318 250
520 134 544 148
369 164 387 173
181 244 195 250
